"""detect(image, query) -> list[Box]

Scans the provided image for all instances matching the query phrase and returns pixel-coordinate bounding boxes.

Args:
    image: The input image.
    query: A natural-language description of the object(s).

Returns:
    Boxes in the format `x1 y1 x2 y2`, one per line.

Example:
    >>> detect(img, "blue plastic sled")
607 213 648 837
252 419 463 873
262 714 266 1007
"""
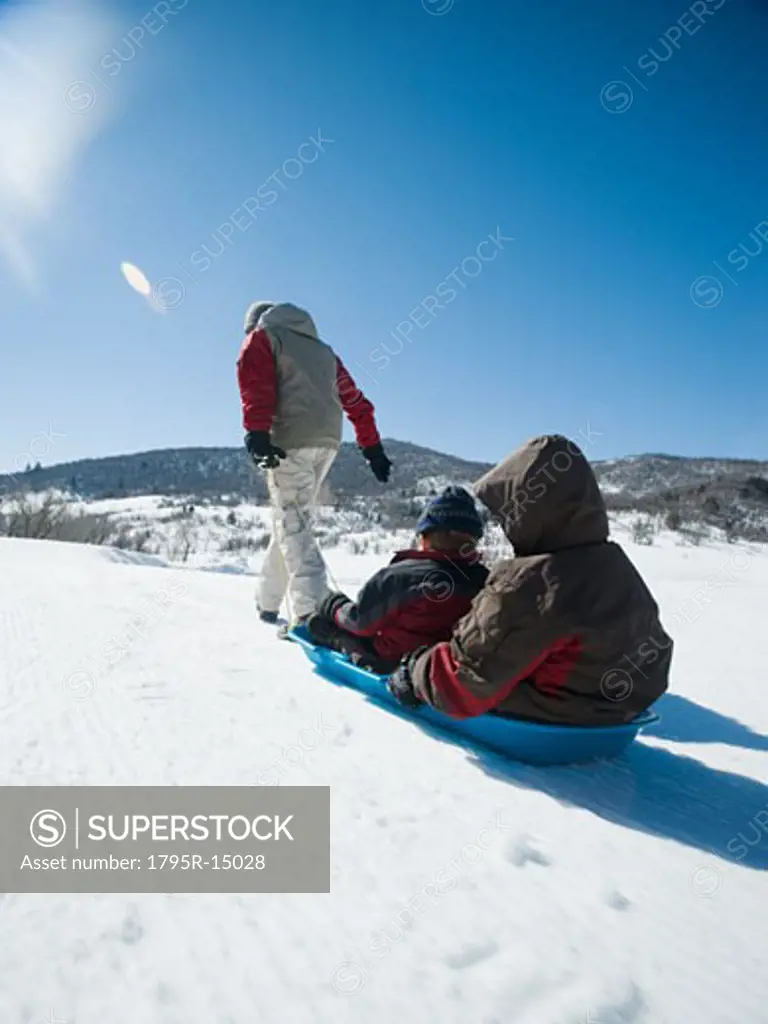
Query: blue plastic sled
288 628 660 766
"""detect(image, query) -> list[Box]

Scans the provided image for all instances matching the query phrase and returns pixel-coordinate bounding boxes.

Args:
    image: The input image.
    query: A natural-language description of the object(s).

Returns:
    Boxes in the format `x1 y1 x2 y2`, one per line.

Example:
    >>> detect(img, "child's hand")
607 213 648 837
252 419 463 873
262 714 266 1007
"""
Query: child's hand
318 592 352 621
388 657 423 710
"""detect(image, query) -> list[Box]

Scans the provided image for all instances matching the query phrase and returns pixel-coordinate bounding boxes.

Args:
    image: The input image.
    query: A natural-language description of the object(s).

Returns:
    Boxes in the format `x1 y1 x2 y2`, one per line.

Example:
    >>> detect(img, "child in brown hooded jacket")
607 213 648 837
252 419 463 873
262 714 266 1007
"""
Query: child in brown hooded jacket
389 435 672 725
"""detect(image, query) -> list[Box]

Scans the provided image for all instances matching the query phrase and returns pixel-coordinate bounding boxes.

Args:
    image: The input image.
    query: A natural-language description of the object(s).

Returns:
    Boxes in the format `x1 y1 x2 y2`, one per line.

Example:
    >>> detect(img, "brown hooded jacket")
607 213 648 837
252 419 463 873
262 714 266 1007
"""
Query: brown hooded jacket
410 435 672 724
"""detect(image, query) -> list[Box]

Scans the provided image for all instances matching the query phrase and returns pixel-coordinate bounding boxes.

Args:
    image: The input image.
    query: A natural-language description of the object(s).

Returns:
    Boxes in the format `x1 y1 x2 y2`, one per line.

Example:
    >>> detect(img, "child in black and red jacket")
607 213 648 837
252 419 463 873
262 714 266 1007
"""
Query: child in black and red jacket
306 487 488 673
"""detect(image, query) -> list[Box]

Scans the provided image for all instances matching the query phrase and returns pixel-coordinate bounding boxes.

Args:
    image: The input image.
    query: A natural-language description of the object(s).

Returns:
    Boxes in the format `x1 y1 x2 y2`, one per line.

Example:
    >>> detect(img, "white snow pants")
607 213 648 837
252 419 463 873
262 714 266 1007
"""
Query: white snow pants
258 447 337 620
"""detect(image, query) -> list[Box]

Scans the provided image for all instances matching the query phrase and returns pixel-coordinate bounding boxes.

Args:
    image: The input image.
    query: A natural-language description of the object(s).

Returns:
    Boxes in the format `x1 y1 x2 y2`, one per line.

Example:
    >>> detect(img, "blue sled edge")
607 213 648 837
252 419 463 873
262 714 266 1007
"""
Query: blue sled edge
287 627 660 766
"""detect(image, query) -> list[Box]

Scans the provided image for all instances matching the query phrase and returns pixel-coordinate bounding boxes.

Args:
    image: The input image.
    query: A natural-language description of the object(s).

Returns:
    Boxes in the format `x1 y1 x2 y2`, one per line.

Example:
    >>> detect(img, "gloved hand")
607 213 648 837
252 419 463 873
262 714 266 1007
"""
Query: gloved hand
362 442 392 484
387 655 423 710
305 612 342 649
317 591 353 623
245 431 286 469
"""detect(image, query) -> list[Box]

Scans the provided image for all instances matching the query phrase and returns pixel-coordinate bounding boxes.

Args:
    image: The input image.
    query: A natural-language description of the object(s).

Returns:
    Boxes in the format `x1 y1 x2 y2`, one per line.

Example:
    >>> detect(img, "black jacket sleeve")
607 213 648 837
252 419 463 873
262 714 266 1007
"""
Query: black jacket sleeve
334 567 405 637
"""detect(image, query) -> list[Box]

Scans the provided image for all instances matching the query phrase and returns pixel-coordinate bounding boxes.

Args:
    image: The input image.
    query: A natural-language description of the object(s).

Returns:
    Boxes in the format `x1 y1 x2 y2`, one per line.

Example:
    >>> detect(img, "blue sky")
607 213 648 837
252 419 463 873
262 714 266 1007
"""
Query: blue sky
2 0 768 474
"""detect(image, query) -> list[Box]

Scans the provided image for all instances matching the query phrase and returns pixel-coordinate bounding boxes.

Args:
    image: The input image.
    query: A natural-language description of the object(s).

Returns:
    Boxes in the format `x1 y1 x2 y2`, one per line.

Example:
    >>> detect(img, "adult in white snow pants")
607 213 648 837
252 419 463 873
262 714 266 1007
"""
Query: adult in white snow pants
237 301 391 624
259 447 336 619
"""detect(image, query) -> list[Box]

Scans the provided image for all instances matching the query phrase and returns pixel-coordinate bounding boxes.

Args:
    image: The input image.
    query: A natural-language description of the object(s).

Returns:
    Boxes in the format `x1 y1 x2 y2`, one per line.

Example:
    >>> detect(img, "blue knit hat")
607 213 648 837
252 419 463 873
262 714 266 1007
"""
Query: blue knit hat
417 486 484 539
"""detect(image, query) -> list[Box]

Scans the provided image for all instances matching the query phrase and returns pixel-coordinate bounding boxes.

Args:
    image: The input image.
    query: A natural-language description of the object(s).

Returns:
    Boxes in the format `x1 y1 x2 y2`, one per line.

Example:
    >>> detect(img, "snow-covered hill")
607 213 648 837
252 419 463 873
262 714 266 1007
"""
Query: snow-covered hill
5 443 768 546
0 440 493 502
0 490 509 572
5 443 767 504
1 530 767 1023
593 452 768 499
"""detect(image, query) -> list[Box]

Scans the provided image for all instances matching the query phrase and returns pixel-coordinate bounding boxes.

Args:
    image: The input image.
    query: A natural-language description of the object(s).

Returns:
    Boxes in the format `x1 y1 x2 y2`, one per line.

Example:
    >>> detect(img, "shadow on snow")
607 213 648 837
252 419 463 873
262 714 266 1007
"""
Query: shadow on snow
645 693 768 753
306 661 768 871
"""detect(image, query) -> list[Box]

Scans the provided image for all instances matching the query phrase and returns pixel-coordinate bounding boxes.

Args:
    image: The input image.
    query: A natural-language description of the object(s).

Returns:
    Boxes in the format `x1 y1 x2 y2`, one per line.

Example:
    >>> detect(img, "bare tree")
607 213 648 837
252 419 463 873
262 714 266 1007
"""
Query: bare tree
0 494 117 546
631 517 657 546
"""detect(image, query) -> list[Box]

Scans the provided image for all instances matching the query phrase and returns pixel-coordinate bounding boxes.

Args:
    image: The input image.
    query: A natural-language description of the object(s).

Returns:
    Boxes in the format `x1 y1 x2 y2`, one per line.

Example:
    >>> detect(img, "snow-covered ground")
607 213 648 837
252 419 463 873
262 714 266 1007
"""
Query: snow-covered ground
0 491 420 572
3 486 717 575
1 528 767 1024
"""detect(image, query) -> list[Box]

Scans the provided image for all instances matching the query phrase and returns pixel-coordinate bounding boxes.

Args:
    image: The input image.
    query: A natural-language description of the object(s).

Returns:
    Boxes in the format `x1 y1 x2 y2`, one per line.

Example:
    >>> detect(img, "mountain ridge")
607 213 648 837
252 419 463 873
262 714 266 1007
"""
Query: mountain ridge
3 441 767 503
0 439 494 502
3 440 768 543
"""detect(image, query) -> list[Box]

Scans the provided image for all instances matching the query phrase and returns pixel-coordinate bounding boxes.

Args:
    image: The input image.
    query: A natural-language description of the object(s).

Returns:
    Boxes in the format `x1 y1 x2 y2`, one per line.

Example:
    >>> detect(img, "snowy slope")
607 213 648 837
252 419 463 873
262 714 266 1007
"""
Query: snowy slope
1 534 767 1024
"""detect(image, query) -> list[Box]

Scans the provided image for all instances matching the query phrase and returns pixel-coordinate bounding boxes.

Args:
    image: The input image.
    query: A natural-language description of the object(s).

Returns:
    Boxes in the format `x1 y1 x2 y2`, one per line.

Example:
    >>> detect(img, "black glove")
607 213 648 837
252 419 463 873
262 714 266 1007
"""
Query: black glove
317 591 352 623
305 612 343 649
245 431 286 469
387 656 423 710
362 442 392 484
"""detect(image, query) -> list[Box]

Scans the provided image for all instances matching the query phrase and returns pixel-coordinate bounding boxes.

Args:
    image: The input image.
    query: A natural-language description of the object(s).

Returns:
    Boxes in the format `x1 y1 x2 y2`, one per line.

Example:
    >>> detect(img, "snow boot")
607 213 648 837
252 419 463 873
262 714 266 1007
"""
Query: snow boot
278 614 311 641
258 607 279 625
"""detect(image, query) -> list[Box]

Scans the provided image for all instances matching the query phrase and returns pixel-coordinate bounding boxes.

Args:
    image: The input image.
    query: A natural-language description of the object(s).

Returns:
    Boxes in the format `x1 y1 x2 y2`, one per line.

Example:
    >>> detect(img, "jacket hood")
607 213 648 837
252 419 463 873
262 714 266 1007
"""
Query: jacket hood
260 302 320 339
243 301 275 333
473 435 608 555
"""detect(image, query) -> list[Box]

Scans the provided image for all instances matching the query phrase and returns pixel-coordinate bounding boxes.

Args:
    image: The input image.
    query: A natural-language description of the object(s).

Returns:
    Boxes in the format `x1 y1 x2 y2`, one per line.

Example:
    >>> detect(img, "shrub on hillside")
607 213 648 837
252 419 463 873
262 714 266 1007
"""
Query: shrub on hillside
631 517 657 545
221 532 270 553
112 525 154 553
0 494 116 545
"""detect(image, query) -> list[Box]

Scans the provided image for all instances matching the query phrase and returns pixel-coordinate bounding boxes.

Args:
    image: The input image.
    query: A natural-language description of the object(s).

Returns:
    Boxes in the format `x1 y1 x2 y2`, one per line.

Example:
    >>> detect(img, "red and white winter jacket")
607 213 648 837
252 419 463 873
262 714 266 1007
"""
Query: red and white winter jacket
237 303 380 452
